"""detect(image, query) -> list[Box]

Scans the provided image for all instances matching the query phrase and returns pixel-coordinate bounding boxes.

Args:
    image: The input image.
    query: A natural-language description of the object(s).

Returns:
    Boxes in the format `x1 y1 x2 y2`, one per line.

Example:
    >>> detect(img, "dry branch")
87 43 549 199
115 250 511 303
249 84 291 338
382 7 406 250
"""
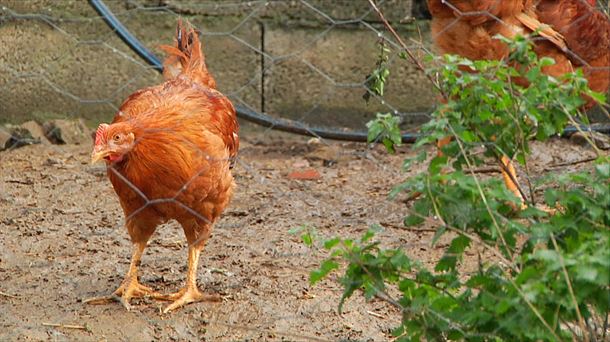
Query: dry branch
42 322 90 331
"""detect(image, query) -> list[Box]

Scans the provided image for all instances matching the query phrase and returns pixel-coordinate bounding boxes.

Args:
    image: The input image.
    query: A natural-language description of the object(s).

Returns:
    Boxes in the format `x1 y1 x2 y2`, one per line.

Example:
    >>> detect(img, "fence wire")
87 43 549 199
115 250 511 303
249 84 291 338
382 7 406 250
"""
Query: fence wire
0 0 609 341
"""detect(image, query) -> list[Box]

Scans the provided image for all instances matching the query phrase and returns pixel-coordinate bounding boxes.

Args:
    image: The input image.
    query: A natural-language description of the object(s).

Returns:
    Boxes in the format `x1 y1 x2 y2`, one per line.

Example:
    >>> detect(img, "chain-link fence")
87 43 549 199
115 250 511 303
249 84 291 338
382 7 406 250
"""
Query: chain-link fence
0 0 609 341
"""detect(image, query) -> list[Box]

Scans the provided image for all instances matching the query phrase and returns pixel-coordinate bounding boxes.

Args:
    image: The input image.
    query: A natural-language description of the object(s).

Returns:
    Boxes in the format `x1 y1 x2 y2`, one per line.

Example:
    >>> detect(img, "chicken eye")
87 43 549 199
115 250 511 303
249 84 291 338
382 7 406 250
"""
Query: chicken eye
113 134 121 142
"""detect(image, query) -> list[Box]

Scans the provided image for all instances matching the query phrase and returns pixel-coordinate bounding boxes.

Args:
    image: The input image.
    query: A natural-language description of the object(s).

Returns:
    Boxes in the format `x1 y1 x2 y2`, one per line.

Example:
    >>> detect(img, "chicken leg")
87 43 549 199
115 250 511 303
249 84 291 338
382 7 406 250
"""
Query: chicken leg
155 245 220 313
439 136 527 209
500 155 526 209
84 241 160 311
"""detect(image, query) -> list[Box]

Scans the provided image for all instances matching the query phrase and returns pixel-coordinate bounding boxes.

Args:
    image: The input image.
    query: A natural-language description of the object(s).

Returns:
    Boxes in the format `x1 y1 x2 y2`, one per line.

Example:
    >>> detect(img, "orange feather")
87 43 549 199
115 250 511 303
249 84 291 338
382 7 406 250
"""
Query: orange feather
428 0 610 109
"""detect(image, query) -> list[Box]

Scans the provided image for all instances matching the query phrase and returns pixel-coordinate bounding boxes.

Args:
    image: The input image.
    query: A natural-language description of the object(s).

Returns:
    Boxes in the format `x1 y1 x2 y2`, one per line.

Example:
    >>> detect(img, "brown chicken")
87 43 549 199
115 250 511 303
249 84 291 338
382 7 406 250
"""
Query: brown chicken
427 0 610 205
85 20 239 313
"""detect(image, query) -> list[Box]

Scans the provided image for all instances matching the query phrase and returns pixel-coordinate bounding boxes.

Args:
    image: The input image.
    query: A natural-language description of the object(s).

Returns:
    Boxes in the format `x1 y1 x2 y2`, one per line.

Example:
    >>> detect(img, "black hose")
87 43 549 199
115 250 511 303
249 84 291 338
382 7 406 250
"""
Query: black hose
562 124 610 135
90 0 163 72
89 0 608 143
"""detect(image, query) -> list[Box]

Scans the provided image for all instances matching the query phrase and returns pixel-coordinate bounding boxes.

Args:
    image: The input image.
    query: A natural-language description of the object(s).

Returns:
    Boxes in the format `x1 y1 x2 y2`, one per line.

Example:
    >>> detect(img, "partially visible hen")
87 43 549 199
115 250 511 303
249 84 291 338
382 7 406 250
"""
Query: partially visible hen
427 0 610 205
86 20 239 313
429 0 609 108
535 0 610 101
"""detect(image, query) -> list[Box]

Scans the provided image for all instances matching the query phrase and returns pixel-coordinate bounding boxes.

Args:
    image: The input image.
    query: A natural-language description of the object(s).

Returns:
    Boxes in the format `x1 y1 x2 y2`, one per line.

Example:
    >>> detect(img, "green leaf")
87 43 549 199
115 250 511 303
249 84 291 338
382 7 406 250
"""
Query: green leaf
404 214 425 227
448 235 471 254
367 122 383 143
595 163 610 178
367 113 402 153
288 226 304 235
403 151 427 171
323 237 341 250
459 130 477 143
495 298 512 315
310 260 339 285
436 255 457 272
361 225 382 242
544 189 557 207
301 232 314 247
576 266 598 282
428 155 448 175
431 226 447 246
383 138 396 153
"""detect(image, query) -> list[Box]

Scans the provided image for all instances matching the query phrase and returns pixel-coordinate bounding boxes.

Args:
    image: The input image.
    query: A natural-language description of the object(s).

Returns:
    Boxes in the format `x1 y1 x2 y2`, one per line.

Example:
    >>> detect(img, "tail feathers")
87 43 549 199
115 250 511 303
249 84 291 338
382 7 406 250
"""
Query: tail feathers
515 12 567 52
160 19 217 89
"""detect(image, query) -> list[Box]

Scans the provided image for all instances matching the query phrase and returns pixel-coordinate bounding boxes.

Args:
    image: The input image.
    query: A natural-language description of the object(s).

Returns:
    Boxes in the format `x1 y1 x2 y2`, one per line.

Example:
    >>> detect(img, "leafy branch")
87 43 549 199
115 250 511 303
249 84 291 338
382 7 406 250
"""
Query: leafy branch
302 8 610 341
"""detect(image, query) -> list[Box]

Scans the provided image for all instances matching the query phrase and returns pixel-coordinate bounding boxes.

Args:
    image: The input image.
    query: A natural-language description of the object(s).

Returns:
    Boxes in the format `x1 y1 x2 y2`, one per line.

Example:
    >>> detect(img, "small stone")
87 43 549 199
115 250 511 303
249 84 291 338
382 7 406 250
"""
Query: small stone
6 127 39 150
20 120 50 145
306 145 343 166
307 137 321 145
292 158 310 168
570 131 610 150
44 158 61 166
0 127 11 151
287 168 321 180
43 119 92 145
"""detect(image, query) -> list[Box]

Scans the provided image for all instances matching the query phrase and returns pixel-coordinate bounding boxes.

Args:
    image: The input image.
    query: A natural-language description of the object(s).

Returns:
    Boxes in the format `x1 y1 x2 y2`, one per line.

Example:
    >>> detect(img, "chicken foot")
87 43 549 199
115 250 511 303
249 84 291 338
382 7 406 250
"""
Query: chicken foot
406 137 529 210
500 155 527 210
84 242 160 311
154 245 220 313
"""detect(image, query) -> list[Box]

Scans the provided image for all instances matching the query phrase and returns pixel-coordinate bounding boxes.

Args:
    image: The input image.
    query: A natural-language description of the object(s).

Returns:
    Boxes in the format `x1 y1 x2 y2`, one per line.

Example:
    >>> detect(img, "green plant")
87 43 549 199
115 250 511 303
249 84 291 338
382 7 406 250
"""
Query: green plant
366 112 402 153
307 35 610 341
363 38 391 103
363 38 403 153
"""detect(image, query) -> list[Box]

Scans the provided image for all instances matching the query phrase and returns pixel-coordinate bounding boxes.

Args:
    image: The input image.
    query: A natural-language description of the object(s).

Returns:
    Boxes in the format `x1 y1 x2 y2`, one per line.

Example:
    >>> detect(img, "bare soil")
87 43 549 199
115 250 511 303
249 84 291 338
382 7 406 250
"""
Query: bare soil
0 130 600 341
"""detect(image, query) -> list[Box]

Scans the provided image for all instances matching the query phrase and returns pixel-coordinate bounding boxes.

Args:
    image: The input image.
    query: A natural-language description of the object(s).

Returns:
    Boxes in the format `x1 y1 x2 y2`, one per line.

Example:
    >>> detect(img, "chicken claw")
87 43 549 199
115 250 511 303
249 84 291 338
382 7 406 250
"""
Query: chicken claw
154 287 221 313
84 242 159 311
84 277 161 311
154 246 221 313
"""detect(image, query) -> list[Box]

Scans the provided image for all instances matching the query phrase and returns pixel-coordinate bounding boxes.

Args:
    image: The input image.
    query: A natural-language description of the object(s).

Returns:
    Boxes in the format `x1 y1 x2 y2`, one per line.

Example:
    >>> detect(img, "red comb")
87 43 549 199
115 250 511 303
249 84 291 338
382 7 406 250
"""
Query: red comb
95 123 109 145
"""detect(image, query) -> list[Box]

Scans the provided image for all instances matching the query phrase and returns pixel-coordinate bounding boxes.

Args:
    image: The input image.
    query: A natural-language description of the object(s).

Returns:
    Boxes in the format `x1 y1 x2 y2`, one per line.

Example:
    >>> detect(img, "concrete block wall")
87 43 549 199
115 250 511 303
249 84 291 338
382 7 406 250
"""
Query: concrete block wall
0 0 436 130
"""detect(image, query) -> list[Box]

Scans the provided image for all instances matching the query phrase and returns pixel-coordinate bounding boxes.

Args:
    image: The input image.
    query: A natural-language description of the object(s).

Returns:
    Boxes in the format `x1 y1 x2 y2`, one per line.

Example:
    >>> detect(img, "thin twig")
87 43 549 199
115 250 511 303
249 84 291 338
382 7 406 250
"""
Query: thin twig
4 179 33 185
448 116 562 341
550 234 589 342
367 277 470 337
380 222 437 232
563 104 603 156
522 156 537 205
602 314 610 339
448 125 516 265
42 322 89 331
367 0 446 99
367 310 384 318
504 73 532 205
442 225 516 272
506 276 564 342
0 291 19 298
545 157 598 170
560 318 579 340
464 167 502 174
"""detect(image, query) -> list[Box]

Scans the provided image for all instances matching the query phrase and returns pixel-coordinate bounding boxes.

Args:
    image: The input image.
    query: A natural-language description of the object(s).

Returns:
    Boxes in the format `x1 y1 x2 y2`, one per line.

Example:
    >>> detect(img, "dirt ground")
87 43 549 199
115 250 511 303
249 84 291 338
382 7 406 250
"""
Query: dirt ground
0 129 602 341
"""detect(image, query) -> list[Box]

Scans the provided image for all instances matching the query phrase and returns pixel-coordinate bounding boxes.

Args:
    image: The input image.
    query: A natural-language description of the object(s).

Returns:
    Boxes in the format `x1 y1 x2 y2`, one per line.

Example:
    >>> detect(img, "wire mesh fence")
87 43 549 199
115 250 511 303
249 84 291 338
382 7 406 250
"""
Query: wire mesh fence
0 0 437 138
0 0 609 341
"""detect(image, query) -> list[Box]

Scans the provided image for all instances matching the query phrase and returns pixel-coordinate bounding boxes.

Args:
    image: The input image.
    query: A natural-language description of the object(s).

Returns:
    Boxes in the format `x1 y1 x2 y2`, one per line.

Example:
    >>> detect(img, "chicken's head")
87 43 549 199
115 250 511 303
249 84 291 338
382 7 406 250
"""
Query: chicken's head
91 123 135 164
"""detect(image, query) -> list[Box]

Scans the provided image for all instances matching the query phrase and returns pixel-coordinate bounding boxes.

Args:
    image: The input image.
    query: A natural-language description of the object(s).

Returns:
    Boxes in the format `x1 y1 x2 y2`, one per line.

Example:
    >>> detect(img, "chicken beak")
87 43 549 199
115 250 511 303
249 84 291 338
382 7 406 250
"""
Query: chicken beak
91 149 110 164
